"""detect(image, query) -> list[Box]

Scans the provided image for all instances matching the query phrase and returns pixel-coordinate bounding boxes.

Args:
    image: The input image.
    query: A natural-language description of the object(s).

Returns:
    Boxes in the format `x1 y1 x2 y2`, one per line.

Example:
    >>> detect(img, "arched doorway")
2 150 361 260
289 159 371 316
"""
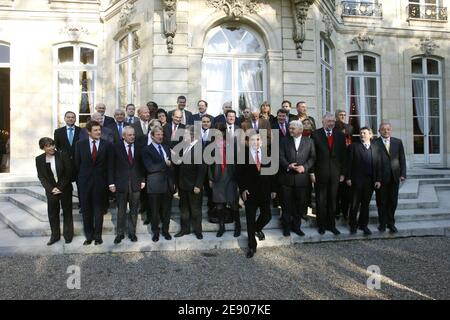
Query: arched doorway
0 43 10 173
202 25 267 116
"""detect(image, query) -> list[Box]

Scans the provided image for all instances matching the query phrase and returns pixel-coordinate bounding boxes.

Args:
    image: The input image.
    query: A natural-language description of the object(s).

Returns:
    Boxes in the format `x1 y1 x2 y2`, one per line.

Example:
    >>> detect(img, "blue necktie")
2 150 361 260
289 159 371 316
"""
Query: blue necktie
118 123 123 138
158 144 165 160
129 117 133 124
68 127 74 146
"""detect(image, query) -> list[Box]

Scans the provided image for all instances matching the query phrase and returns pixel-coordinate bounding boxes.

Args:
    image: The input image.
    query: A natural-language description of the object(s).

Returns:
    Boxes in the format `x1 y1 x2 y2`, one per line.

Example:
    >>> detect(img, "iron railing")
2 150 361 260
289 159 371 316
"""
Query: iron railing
408 4 448 21
341 1 383 18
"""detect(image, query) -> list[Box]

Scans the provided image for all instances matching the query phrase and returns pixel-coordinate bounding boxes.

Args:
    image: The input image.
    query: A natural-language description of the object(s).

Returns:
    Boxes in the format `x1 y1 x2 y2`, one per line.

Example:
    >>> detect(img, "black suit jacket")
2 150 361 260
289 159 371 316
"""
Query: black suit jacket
168 109 194 125
54 126 81 160
141 143 175 194
192 113 214 124
178 144 207 191
374 137 407 184
311 128 347 184
74 139 111 198
214 114 241 126
271 121 289 142
108 142 145 193
279 136 316 187
163 122 186 148
35 151 73 195
346 141 381 185
131 121 148 138
107 122 129 144
79 127 114 144
103 115 115 127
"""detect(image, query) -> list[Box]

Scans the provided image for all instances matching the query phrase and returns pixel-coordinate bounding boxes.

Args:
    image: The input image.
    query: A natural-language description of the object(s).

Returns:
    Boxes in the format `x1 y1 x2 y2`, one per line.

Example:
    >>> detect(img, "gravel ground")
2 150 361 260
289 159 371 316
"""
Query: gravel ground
0 236 449 300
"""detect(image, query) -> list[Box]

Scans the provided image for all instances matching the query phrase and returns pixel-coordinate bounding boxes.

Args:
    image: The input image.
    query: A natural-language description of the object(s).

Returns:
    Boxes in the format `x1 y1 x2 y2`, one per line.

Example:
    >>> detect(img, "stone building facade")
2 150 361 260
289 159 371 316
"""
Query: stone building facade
0 0 449 174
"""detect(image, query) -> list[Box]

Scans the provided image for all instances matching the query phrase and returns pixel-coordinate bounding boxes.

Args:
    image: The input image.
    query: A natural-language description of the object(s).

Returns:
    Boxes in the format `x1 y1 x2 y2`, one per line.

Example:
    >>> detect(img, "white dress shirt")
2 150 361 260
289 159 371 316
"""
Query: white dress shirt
124 141 135 158
89 137 100 154
152 141 168 159
227 124 235 136
250 147 262 164
46 155 58 182
66 125 75 142
202 128 210 142
140 120 149 135
293 136 302 151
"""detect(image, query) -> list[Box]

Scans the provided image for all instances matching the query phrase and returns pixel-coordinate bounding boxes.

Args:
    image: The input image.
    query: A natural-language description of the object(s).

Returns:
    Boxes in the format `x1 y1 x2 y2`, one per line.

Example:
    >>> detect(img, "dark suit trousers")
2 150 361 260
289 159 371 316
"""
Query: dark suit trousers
149 193 173 234
315 180 339 230
80 190 105 241
245 194 272 250
139 188 151 221
336 181 351 218
349 176 374 229
280 185 307 230
46 191 73 241
116 183 140 237
203 175 213 209
179 189 203 234
376 180 399 227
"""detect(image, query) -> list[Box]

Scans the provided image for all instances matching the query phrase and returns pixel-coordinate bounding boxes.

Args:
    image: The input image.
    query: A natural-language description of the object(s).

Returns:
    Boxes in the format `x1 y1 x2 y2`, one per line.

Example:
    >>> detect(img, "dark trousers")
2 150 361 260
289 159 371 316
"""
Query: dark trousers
336 181 351 218
280 185 307 230
80 190 105 241
46 190 73 241
139 189 151 221
376 180 399 227
315 180 339 230
149 193 172 234
349 177 374 229
203 175 213 210
116 184 140 237
244 194 272 250
179 189 203 234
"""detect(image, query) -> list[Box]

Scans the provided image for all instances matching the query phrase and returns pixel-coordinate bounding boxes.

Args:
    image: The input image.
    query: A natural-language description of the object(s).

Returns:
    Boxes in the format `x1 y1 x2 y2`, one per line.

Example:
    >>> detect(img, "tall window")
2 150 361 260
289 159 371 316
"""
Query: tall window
54 44 96 126
408 0 447 21
116 30 140 109
320 39 333 115
411 57 442 163
202 25 266 116
346 53 380 136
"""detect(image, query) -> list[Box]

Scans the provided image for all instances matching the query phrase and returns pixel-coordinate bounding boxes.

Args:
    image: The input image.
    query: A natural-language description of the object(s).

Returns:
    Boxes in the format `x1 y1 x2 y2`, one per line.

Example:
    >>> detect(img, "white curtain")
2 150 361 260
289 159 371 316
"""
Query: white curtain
238 60 263 112
412 79 425 134
205 58 231 115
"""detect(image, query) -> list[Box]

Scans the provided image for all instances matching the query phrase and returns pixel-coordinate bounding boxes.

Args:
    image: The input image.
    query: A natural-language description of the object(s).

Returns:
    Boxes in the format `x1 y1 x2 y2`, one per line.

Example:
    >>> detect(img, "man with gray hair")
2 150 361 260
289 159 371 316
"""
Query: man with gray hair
214 101 241 126
95 103 115 127
107 108 128 144
79 112 114 143
311 112 347 235
278 120 316 237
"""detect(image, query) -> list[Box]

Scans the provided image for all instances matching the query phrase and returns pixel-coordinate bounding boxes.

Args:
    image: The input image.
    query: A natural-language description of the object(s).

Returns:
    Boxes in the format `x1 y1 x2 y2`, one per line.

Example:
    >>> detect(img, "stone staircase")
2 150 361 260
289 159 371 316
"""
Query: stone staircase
0 169 449 255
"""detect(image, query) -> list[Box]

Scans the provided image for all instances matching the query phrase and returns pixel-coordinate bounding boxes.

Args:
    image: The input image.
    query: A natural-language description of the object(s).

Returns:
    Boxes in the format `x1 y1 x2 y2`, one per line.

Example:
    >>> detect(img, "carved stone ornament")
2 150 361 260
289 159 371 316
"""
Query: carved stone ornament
206 0 261 20
350 33 375 51
322 13 333 39
119 1 136 27
163 0 177 54
60 23 89 42
418 37 439 56
291 0 315 58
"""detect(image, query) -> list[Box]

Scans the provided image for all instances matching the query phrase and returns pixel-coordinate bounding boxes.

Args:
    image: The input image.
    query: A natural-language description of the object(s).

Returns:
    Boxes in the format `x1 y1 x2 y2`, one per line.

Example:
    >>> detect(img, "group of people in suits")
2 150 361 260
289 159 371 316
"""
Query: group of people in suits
36 97 406 259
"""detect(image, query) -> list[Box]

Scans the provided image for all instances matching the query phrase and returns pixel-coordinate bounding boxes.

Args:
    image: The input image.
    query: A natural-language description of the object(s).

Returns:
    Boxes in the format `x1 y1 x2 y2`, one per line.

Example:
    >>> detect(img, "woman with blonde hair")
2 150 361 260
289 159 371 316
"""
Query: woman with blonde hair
259 101 276 125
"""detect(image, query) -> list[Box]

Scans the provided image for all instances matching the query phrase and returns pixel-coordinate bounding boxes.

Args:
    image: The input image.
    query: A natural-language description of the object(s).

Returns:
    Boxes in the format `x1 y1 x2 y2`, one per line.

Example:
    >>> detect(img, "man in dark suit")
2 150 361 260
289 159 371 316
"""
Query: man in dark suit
168 96 193 125
295 101 316 131
79 112 114 143
279 120 316 237
281 100 297 123
36 137 74 245
240 108 272 145
163 109 186 148
126 104 139 124
132 105 151 139
54 111 81 162
192 99 214 124
200 115 214 211
174 126 207 239
108 126 145 244
346 127 381 235
141 126 176 242
75 120 112 245
107 108 128 144
374 122 407 233
272 109 289 142
214 101 241 126
238 133 277 258
311 112 347 235
95 103 115 127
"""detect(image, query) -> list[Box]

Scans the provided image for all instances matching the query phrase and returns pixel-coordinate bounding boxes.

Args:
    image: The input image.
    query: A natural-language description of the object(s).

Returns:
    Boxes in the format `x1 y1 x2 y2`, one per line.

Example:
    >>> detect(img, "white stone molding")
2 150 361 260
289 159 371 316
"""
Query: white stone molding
60 22 89 42
291 0 315 58
322 12 333 39
118 1 136 27
163 0 177 54
350 33 375 51
206 0 261 20
417 37 439 56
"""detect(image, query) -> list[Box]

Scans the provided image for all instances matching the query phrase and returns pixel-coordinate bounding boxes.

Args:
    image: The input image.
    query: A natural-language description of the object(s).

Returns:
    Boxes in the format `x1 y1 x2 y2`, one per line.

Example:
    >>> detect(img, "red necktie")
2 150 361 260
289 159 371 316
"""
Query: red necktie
92 140 97 162
327 131 333 150
221 143 227 174
255 150 261 172
127 144 133 164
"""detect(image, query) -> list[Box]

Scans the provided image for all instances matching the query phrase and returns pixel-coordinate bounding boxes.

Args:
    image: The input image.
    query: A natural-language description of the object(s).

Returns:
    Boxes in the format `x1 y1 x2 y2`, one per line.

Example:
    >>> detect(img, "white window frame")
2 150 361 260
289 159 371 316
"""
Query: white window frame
116 31 140 109
0 42 9 68
202 25 268 116
320 39 333 115
53 43 97 128
411 56 443 165
345 52 381 136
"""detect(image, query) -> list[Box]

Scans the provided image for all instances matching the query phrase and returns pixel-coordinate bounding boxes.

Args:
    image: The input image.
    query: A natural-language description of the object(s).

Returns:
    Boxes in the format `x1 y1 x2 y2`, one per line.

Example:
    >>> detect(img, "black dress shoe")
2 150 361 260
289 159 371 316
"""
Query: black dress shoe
282 228 291 237
256 231 265 241
195 233 203 240
216 224 225 238
318 228 325 235
129 235 138 242
94 239 103 245
329 227 341 235
65 239 72 244
234 226 241 238
246 248 256 258
114 236 123 244
47 238 60 246
388 225 398 233
174 231 186 238
83 240 92 246
362 227 372 236
152 234 159 242
350 227 357 234
293 228 305 237
162 232 172 240
378 225 386 232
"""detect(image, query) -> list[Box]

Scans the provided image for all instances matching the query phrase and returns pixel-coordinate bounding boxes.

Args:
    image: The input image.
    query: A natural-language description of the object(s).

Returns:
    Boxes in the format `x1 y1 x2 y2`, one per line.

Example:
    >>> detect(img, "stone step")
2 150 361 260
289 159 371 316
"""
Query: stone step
369 184 439 210
1 218 449 256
